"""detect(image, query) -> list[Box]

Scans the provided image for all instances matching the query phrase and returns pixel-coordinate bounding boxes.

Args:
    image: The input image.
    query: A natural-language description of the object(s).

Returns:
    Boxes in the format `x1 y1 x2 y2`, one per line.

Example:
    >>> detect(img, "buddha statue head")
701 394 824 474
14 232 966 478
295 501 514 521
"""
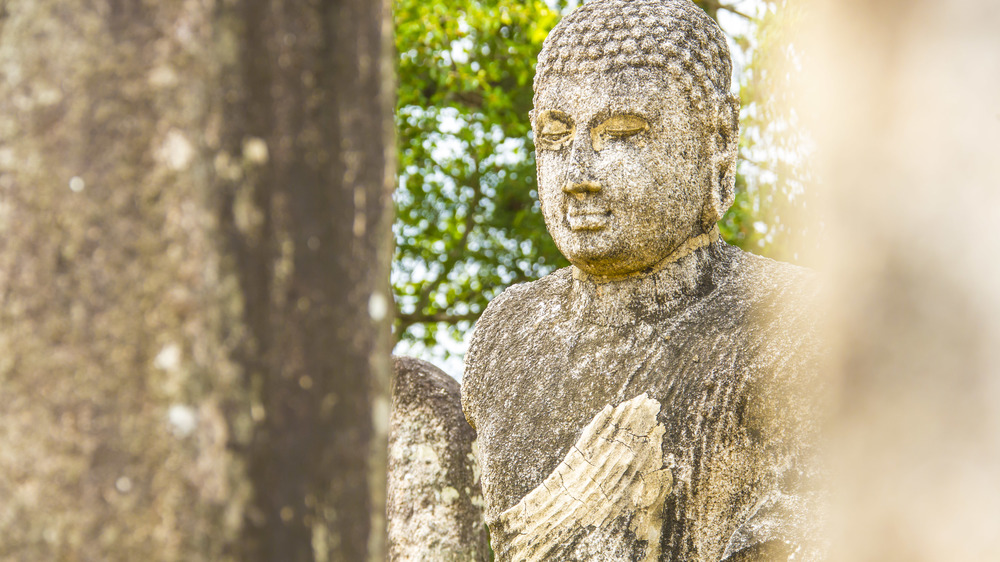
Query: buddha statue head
531 0 740 277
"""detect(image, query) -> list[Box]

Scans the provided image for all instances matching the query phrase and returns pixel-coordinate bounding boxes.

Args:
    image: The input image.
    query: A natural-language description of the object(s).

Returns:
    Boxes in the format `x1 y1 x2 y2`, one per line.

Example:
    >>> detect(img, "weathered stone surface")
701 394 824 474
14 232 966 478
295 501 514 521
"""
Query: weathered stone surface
466 242 823 561
388 357 488 561
463 1 824 560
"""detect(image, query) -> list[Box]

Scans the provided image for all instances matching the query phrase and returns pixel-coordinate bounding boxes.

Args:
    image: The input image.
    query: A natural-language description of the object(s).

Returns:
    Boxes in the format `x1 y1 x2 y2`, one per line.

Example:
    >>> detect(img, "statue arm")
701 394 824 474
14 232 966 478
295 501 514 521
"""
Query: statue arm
721 489 826 562
724 311 829 562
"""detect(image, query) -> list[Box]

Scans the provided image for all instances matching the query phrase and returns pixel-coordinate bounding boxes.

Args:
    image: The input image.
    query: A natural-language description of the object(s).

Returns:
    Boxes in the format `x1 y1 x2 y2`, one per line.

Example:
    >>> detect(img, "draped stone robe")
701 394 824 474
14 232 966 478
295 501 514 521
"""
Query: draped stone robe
463 240 824 562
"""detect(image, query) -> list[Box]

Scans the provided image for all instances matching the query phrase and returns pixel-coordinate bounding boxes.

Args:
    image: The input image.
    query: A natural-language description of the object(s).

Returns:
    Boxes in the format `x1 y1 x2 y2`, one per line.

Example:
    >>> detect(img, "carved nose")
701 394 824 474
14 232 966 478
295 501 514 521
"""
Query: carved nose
562 180 601 196
564 130 599 197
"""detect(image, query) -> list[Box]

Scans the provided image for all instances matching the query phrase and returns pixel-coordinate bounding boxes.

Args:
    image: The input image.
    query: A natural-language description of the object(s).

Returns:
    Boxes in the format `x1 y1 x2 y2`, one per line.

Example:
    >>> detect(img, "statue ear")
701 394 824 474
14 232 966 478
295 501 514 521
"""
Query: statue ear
702 94 740 231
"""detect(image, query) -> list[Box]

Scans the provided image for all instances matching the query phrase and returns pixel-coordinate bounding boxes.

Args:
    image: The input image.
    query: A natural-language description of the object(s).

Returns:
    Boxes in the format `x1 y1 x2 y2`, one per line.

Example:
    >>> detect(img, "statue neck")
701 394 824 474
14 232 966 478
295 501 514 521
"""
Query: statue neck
569 227 720 327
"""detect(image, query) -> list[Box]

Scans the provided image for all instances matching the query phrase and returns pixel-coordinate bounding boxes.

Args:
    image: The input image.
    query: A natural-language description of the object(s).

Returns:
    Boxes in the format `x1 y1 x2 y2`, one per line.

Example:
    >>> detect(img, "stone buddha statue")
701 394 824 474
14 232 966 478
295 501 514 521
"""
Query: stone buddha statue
462 0 824 560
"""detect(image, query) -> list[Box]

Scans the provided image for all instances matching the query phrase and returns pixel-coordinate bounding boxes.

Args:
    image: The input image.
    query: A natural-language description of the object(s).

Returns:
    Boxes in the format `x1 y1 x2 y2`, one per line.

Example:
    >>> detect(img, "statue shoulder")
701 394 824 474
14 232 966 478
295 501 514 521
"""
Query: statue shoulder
725 243 814 285
472 267 572 338
462 268 572 429
714 243 819 311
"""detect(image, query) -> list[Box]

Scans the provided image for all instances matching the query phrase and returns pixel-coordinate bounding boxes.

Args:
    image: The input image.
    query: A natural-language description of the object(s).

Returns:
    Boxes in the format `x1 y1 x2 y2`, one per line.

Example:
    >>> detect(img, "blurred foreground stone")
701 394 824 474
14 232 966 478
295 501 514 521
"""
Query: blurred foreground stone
799 0 1000 559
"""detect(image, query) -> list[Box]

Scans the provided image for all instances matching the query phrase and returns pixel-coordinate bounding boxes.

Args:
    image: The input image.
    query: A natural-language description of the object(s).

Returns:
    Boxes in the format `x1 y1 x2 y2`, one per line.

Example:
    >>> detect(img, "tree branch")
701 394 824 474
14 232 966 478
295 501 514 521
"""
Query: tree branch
396 311 482 324
700 0 753 20
410 152 483 317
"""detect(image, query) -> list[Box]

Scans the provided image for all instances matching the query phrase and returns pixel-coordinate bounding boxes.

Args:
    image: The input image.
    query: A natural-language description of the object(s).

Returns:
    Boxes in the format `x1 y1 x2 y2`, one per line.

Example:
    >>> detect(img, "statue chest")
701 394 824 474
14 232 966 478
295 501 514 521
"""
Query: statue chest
473 312 764 560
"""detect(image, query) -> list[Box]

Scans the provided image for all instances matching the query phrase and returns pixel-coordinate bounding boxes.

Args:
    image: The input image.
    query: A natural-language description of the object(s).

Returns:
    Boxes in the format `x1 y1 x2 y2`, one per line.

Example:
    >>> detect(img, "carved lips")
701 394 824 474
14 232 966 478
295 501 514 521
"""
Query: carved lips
566 208 610 230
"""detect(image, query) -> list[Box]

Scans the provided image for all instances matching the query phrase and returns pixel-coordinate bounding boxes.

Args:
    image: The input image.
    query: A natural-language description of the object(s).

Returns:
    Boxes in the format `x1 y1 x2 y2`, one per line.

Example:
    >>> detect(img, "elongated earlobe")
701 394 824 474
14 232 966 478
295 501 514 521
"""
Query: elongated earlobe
702 95 740 232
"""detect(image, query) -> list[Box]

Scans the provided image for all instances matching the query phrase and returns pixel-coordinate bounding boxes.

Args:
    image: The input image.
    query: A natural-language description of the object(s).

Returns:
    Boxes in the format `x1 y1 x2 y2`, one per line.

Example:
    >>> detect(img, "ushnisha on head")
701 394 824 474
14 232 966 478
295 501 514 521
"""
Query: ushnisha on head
531 0 740 278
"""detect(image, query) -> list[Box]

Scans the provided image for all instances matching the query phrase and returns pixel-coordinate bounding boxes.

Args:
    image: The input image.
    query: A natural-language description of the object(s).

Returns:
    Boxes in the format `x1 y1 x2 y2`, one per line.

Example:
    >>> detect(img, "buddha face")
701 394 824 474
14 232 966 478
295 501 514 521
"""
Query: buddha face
533 67 712 277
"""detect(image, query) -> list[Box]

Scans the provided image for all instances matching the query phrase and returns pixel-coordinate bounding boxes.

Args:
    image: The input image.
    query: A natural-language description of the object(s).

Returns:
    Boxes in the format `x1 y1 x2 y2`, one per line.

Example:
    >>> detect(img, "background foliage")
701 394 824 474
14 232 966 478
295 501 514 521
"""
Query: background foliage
393 0 812 356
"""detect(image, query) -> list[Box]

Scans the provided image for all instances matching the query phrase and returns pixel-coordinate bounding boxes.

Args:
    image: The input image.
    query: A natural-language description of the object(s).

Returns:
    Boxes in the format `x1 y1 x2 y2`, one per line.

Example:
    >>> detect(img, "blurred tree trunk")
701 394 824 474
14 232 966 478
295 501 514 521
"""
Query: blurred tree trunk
0 0 394 560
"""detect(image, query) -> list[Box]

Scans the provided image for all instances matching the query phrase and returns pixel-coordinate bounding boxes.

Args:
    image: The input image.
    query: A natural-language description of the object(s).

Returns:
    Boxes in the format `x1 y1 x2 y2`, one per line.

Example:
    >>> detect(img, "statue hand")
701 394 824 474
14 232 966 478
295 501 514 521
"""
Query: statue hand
493 393 672 561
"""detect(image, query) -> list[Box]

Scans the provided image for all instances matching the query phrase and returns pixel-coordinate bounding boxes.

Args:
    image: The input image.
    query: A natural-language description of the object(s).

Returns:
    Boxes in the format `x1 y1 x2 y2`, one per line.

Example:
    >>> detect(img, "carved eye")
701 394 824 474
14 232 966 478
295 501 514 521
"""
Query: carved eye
597 114 648 139
590 114 648 151
536 114 573 148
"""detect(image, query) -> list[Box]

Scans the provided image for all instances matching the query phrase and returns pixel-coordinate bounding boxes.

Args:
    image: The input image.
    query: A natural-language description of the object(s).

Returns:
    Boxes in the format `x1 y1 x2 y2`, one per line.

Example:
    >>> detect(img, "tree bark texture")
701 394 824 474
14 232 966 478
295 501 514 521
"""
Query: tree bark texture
0 0 394 560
